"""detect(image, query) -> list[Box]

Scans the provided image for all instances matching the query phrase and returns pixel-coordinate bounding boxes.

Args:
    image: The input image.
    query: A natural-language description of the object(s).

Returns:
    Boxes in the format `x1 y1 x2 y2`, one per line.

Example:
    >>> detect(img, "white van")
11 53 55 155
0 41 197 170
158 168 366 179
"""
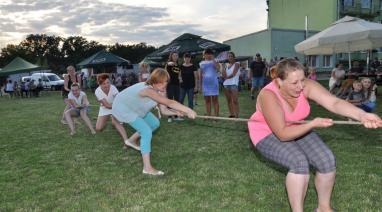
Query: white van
31 73 64 90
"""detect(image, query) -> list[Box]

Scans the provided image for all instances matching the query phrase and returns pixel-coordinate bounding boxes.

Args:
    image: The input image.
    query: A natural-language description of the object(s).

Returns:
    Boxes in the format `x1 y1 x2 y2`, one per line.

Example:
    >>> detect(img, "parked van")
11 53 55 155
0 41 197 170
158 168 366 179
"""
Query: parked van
31 73 64 90
21 76 31 82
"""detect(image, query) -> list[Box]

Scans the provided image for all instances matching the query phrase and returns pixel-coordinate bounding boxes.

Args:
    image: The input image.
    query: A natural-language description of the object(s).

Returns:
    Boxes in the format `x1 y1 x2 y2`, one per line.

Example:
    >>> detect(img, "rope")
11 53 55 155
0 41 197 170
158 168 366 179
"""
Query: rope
196 115 363 125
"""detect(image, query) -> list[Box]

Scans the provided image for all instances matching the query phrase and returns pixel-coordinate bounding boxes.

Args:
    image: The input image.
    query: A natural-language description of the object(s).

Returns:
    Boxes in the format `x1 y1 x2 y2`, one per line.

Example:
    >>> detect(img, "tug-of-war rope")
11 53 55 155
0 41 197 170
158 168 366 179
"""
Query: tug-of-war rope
196 115 363 125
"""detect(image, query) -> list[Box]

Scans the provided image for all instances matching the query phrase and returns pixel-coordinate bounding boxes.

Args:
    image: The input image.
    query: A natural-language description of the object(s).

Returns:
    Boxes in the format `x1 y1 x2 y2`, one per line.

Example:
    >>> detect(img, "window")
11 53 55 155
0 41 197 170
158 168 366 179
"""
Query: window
323 55 332 67
308 55 318 67
361 0 371 8
344 0 354 6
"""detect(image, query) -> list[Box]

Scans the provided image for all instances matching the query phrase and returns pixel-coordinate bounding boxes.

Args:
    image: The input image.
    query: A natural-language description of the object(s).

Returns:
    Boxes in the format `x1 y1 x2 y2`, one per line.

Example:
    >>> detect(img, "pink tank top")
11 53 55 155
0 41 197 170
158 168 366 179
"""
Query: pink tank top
248 81 310 146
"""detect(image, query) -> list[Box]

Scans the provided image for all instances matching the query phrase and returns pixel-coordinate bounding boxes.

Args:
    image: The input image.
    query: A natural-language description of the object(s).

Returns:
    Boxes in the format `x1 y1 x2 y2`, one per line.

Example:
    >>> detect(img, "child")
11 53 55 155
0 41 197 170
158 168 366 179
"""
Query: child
307 68 317 81
346 80 364 107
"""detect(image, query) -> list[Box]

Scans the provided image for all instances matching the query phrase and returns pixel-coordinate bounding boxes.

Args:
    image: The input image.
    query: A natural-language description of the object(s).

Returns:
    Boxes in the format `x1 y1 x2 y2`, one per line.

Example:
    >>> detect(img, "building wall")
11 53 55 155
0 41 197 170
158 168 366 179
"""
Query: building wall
269 0 337 31
271 29 311 61
223 30 271 60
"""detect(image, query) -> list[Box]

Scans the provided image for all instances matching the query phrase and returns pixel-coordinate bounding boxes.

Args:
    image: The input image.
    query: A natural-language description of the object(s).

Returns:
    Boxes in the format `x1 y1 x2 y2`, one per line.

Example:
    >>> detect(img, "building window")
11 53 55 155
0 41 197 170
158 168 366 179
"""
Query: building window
323 55 332 67
308 55 318 67
344 0 354 6
361 0 371 8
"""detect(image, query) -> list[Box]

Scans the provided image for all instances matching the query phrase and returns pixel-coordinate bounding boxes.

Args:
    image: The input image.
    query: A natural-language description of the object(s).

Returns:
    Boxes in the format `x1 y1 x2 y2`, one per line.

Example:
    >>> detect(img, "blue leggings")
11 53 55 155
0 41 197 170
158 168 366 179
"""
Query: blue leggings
128 112 160 154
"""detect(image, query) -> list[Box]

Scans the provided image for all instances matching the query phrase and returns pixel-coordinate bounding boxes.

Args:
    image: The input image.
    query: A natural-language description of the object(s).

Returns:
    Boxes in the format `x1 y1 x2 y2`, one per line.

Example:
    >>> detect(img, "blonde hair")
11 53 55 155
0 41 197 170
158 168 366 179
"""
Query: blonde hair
145 68 170 85
140 62 148 69
270 65 277 79
276 58 305 80
96 73 109 85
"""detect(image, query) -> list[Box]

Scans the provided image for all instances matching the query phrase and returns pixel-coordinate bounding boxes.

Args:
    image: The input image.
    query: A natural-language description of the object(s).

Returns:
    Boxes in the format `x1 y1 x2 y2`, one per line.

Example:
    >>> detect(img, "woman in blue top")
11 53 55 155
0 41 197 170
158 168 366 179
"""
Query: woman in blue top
199 49 220 116
112 68 197 176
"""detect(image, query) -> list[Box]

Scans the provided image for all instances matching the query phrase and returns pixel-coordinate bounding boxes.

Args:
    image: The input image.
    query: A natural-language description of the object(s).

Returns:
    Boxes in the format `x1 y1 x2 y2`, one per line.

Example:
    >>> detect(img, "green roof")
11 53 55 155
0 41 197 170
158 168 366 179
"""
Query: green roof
0 57 42 77
77 50 130 67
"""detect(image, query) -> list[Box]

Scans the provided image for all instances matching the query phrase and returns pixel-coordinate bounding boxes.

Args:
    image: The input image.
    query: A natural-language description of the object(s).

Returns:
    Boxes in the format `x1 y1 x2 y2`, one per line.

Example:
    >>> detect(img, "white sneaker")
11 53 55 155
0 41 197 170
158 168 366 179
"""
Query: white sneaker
167 118 172 123
142 170 164 176
174 117 184 121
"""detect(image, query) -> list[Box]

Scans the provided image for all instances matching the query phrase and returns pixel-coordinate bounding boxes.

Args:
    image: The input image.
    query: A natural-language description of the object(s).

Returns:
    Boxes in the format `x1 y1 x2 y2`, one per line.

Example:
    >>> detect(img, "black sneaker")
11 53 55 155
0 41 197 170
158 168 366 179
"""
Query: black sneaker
251 95 255 100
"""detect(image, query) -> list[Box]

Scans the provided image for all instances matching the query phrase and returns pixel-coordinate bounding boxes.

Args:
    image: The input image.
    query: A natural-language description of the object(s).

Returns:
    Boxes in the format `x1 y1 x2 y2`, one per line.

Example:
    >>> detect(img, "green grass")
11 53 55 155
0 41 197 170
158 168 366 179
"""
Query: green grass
0 83 381 211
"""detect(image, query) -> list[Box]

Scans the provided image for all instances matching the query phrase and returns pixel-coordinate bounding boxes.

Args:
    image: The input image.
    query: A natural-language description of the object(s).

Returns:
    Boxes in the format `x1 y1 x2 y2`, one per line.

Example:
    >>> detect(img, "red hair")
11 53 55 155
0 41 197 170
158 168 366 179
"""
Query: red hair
97 73 109 85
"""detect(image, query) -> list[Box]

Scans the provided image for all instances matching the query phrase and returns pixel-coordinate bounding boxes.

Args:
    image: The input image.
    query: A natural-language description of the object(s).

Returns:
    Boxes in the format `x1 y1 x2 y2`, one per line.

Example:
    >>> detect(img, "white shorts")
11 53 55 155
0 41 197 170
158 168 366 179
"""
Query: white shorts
98 106 112 117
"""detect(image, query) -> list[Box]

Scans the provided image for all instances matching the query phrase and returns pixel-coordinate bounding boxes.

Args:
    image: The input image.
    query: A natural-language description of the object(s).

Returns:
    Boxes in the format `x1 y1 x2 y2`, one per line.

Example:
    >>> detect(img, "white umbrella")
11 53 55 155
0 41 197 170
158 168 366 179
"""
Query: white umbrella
295 16 382 55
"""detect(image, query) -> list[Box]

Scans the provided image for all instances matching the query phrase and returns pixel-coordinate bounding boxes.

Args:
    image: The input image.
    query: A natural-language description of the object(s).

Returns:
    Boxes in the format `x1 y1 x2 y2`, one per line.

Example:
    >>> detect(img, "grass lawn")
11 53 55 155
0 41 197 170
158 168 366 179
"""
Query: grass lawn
0 82 381 211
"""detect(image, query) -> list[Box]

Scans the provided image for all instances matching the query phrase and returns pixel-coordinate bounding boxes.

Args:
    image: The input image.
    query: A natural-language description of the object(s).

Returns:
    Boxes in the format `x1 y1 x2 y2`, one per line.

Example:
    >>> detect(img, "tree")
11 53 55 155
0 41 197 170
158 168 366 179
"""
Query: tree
109 42 156 64
62 36 106 66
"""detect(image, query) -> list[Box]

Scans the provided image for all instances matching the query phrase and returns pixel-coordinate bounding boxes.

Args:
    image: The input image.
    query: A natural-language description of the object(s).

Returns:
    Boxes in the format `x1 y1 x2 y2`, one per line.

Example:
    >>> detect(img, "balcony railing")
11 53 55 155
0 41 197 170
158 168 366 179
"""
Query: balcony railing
339 3 380 20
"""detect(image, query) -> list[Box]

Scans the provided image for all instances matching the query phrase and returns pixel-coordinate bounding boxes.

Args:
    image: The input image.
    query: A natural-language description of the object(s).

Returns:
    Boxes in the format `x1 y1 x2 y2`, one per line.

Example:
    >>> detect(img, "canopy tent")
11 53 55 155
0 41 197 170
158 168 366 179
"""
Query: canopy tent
215 51 252 63
145 33 230 61
77 50 131 68
0 57 42 77
295 16 382 68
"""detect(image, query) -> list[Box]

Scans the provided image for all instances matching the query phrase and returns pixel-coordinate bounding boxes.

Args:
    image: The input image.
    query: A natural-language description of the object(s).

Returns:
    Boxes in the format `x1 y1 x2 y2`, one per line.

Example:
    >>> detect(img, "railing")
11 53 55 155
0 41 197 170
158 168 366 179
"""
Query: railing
339 2 380 20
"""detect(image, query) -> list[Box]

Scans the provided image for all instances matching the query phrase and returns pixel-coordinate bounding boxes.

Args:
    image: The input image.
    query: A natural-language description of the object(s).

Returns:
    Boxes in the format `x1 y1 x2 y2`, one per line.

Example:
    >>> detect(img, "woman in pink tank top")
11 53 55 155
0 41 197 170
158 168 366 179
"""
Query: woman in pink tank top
248 58 382 212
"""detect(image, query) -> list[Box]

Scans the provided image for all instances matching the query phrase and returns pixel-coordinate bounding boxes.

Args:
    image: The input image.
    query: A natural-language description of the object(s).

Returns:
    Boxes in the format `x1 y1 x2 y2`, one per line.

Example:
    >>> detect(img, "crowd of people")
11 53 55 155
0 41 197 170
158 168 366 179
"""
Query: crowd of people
1 51 381 211
0 78 44 98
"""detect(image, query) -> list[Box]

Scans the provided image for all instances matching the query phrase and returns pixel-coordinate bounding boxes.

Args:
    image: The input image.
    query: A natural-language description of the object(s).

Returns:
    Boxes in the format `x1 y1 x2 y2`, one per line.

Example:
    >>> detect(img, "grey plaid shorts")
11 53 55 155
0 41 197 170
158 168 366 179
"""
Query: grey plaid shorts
256 131 336 174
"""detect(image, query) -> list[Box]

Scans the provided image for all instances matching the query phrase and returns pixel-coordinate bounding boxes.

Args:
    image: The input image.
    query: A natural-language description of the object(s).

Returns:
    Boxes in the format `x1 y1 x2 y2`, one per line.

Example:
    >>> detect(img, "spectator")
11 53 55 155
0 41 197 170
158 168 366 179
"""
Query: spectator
222 51 240 118
249 53 266 99
360 77 377 112
307 67 317 81
6 80 14 98
371 57 380 71
13 81 20 98
37 78 43 97
115 74 123 91
179 53 198 109
348 60 364 79
165 52 182 122
346 80 364 107
329 64 346 93
139 63 150 82
199 49 220 116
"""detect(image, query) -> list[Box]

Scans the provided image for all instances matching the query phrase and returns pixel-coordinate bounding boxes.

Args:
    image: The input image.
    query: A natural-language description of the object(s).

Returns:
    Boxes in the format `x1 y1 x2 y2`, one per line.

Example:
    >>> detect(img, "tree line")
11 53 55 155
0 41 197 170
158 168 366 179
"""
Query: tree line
0 34 157 74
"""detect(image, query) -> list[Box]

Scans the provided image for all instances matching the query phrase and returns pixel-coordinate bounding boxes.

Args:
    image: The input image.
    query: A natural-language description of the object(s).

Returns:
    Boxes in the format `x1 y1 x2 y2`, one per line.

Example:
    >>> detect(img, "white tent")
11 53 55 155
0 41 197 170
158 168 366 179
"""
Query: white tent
295 16 382 55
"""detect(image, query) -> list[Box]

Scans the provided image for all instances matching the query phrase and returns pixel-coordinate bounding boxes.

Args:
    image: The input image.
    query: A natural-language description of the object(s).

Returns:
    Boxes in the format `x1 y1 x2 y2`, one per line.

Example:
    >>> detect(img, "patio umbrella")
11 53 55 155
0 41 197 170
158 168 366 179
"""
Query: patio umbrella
295 16 382 68
145 33 230 61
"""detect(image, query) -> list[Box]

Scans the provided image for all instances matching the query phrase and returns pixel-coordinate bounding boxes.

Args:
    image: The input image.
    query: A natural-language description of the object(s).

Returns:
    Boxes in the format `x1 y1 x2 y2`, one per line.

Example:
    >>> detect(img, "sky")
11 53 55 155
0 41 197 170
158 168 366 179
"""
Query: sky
0 0 268 48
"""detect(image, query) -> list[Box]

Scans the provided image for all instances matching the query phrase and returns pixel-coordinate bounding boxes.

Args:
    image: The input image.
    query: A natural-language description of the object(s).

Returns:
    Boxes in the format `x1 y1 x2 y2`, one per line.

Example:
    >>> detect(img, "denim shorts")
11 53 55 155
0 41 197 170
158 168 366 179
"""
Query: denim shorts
69 106 90 116
224 85 238 90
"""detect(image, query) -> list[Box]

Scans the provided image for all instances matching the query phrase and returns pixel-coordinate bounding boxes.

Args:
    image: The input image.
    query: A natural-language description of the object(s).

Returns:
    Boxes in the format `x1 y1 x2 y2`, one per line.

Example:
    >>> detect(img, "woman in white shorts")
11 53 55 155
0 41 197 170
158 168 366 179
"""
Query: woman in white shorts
95 74 138 149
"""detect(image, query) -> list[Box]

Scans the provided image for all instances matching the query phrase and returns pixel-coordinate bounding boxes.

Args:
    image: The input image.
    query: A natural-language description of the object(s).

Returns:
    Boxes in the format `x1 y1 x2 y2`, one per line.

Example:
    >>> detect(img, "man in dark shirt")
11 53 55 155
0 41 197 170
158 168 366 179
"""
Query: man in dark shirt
249 53 266 99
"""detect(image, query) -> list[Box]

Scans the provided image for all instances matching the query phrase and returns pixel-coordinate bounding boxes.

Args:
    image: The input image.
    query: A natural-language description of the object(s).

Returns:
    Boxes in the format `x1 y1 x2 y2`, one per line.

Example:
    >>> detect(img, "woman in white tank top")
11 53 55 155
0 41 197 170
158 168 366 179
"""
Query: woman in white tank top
222 51 240 118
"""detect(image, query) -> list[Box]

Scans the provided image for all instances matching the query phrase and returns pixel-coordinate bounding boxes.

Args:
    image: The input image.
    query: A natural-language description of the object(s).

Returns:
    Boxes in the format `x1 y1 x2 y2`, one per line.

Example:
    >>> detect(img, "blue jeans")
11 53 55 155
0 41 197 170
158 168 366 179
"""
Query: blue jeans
128 112 160 154
358 101 376 112
252 76 265 89
180 87 194 109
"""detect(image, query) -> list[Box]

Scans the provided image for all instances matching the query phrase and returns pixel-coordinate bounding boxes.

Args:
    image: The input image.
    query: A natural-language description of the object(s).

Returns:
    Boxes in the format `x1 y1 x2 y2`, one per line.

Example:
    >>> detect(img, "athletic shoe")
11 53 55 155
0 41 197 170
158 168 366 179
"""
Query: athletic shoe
142 170 164 176
167 117 172 123
173 117 184 121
